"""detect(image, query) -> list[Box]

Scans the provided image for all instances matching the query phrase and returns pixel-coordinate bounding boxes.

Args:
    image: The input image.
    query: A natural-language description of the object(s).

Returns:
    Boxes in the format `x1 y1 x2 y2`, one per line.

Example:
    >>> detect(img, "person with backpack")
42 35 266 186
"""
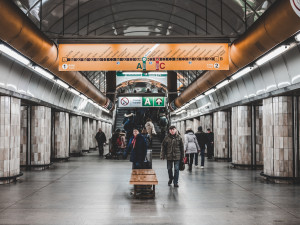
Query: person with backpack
184 128 200 171
195 126 208 168
95 128 107 156
159 114 168 142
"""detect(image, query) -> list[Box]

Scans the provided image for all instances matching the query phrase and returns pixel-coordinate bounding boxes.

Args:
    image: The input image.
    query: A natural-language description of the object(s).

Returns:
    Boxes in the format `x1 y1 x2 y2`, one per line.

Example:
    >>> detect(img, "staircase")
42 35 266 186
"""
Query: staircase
115 108 128 131
151 122 162 158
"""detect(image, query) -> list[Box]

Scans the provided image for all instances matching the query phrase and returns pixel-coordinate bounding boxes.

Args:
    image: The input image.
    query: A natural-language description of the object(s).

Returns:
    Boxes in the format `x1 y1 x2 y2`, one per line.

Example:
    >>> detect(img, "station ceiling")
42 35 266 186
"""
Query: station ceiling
13 0 276 93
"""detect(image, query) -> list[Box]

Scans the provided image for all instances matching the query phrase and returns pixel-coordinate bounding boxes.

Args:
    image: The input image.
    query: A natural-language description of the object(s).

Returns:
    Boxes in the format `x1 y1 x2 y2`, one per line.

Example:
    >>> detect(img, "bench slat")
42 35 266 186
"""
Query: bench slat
131 169 155 175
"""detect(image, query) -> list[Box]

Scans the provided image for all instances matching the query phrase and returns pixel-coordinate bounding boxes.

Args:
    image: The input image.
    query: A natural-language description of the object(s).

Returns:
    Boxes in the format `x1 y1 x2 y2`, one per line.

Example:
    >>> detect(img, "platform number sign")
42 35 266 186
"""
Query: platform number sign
142 97 165 107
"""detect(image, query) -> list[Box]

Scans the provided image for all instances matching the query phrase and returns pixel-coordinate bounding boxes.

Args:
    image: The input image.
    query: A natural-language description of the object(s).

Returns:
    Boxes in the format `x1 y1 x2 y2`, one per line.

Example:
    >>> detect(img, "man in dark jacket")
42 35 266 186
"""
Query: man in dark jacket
95 128 106 156
127 128 147 169
195 126 208 168
206 128 214 159
160 126 184 188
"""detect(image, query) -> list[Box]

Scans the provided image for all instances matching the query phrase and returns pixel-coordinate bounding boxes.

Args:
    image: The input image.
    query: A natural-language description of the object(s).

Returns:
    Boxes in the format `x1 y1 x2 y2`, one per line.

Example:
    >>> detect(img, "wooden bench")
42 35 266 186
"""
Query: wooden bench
130 169 158 198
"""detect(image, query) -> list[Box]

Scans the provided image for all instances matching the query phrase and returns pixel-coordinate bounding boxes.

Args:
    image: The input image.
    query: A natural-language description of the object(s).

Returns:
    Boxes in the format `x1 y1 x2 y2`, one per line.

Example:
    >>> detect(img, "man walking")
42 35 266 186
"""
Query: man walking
95 128 106 156
160 126 184 188
195 126 208 168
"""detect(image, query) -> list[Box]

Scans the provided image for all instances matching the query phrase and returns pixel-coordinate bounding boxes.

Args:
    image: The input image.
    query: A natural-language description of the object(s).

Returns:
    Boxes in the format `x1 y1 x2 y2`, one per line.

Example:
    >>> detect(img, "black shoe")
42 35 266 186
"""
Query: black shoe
174 184 179 188
168 178 173 186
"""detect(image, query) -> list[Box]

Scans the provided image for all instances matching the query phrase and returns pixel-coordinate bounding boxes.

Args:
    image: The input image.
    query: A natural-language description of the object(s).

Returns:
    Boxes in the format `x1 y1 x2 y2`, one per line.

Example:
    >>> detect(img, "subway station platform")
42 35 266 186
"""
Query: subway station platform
0 151 299 225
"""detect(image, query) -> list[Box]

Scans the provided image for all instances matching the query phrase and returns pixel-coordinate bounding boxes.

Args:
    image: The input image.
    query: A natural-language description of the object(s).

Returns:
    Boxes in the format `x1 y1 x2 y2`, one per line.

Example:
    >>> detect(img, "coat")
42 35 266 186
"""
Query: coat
184 132 200 154
95 131 106 144
127 134 147 163
195 131 208 149
160 133 184 161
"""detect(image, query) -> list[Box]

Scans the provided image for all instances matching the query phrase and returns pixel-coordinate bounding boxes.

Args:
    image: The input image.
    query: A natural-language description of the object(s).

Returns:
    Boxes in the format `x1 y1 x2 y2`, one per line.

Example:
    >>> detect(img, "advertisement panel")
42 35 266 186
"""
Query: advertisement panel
118 96 165 108
59 43 229 71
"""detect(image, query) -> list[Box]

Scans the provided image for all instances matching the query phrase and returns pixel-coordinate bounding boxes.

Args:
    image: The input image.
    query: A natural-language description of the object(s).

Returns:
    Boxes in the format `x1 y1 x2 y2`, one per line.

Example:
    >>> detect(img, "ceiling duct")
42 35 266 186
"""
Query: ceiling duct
0 0 112 110
171 0 300 110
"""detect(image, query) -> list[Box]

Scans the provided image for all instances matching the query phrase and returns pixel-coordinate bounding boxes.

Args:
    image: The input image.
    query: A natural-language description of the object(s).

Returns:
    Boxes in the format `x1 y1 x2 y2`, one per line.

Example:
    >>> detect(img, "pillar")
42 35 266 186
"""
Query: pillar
231 106 252 167
20 106 27 166
82 118 89 152
92 120 97 148
263 97 294 182
186 119 193 131
176 122 181 135
30 106 51 167
200 114 213 132
70 115 82 156
180 120 185 140
106 71 116 103
0 97 21 184
53 112 69 159
213 111 229 160
167 71 178 103
193 118 200 133
256 106 264 166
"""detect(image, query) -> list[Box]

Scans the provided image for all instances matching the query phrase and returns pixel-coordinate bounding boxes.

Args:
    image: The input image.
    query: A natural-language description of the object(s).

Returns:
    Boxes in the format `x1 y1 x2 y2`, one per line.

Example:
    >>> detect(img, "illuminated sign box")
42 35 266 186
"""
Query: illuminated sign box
118 96 165 108
59 43 229 71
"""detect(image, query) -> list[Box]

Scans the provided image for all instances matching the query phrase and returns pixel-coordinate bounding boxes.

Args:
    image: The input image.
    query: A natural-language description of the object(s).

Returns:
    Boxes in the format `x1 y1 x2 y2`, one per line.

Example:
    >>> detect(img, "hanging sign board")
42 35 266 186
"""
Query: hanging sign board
58 43 229 71
118 96 165 108
116 72 167 86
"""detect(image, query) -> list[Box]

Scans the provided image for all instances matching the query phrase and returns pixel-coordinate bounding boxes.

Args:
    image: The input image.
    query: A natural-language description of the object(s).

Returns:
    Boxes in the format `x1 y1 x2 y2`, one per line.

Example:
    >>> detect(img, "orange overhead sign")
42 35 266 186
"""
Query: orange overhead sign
58 43 229 71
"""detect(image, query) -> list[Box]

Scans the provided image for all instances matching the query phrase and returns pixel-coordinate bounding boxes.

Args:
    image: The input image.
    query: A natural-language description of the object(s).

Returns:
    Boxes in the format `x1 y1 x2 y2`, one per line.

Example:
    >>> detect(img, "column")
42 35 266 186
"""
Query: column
82 118 89 152
92 120 97 148
88 119 93 149
186 119 193 131
70 115 82 156
213 111 229 160
200 114 213 132
20 106 27 166
176 122 181 135
180 120 185 140
0 97 21 184
30 106 51 168
53 112 69 159
193 117 200 133
256 106 263 166
231 106 252 167
263 97 294 182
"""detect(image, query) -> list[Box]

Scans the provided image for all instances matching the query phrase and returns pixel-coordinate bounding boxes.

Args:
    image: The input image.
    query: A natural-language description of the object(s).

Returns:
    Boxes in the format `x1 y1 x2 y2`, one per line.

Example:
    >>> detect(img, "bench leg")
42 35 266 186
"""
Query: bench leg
134 185 136 197
153 185 155 196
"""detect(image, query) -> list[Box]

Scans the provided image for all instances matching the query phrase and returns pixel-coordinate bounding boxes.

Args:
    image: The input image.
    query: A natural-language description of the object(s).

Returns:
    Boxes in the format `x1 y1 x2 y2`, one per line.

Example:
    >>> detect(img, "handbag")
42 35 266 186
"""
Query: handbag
141 156 152 169
179 160 185 171
183 156 188 164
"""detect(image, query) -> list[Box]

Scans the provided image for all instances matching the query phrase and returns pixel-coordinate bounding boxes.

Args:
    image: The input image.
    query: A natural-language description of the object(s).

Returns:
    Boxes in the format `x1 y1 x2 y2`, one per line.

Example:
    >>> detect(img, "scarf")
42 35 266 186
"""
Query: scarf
131 136 137 149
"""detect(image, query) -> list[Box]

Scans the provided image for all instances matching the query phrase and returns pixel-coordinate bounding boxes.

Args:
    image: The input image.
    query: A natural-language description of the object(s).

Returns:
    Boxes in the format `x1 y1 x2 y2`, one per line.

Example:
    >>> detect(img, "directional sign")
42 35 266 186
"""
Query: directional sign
119 97 165 108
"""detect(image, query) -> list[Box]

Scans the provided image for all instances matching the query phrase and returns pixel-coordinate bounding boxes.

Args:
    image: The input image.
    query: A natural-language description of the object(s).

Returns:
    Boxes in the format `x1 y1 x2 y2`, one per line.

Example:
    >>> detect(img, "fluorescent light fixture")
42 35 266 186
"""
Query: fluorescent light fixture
80 94 87 100
69 88 80 96
122 72 142 75
56 79 69 88
148 72 167 75
33 66 54 80
295 33 300 42
256 45 290 66
204 88 216 95
88 99 94 104
176 110 186 115
0 44 31 66
232 67 253 80
216 80 230 89
195 95 205 101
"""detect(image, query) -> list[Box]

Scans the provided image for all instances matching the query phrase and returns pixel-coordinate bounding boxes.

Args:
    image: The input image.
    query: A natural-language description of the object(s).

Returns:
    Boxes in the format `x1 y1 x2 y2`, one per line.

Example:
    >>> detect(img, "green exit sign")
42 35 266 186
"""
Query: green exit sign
142 97 165 107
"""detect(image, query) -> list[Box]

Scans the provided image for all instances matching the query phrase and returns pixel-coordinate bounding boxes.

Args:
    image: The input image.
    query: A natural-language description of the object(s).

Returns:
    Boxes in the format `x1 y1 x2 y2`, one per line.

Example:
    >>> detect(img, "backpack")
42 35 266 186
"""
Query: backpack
116 136 122 146
160 117 168 127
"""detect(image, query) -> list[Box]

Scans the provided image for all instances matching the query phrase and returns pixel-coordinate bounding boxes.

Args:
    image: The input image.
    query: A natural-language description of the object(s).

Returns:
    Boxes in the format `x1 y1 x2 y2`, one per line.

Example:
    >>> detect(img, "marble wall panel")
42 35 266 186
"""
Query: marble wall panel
213 111 228 159
200 114 213 132
263 97 293 177
256 106 263 166
81 118 89 151
70 115 82 154
30 106 51 166
20 106 27 166
180 120 185 140
0 97 21 183
193 118 200 133
186 120 193 131
231 106 252 165
53 112 69 159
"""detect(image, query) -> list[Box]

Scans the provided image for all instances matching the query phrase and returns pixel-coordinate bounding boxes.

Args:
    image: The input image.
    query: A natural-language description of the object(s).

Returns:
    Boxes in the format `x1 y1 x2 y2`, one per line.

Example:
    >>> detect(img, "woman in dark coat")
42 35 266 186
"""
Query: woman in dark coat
127 128 147 169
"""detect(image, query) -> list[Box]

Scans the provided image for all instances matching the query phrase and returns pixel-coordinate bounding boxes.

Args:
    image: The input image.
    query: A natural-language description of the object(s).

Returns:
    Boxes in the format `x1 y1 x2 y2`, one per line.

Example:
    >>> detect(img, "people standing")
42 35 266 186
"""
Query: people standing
95 128 106 156
206 128 214 159
159 113 168 142
195 126 208 168
111 129 120 156
184 128 200 171
145 118 156 147
160 126 184 188
127 128 147 169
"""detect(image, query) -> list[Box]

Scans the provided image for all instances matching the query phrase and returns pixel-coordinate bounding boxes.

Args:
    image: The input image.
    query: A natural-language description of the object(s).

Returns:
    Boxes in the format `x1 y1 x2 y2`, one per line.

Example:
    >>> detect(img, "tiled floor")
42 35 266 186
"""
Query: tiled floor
0 150 300 225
